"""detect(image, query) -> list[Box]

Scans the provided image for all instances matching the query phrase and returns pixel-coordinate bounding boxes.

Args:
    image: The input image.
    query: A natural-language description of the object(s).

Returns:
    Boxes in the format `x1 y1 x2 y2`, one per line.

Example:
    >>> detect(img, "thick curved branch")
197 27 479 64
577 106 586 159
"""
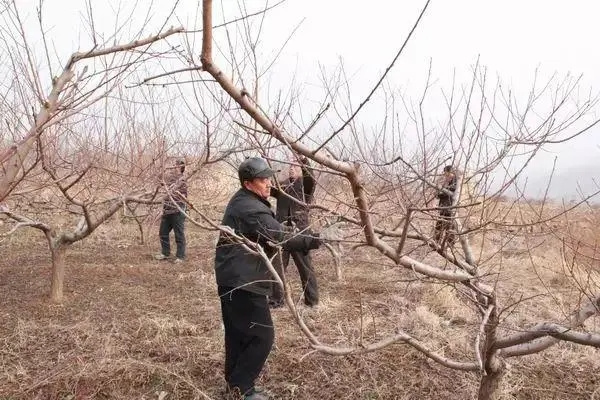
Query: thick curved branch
67 26 184 67
200 1 353 175
535 323 600 346
498 294 600 357
311 329 478 372
60 192 157 243
0 207 51 236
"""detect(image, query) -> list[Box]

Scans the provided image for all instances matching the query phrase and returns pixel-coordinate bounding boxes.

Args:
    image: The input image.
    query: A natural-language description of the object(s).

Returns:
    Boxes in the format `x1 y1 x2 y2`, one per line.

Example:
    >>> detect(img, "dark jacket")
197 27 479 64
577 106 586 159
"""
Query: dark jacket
437 176 457 216
271 161 316 229
162 171 188 215
214 188 321 295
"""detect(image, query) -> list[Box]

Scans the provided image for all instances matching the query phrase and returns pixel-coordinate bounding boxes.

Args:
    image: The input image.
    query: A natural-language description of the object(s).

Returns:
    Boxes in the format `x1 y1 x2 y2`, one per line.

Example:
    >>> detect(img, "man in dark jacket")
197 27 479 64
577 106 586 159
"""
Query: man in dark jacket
155 159 187 263
214 157 321 400
269 156 318 308
434 165 457 247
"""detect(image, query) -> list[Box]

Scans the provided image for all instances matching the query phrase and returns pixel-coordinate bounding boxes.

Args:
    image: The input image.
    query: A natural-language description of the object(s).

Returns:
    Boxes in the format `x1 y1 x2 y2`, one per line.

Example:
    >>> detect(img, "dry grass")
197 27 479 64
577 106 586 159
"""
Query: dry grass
1 205 600 400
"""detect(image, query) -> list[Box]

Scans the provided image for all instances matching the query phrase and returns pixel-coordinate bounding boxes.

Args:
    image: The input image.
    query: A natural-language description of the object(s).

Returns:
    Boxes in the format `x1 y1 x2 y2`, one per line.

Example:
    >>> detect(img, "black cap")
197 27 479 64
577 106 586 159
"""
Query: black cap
238 157 275 184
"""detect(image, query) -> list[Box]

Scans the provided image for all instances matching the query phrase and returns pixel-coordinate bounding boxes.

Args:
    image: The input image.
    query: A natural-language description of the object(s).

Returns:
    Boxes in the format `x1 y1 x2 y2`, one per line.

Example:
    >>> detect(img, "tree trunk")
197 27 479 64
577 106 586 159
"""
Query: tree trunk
126 203 145 245
478 362 505 400
49 241 68 303
134 217 145 245
477 299 506 400
324 242 343 281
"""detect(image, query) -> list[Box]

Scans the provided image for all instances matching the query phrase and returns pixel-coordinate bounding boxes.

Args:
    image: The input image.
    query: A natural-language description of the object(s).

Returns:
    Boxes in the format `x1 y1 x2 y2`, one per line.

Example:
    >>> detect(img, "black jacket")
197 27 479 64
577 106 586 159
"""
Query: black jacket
271 162 316 229
437 176 457 216
214 188 320 295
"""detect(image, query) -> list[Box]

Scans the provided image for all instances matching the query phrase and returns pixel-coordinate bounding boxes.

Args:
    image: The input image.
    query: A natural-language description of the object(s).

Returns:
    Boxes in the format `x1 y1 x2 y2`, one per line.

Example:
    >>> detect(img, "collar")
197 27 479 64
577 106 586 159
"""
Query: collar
241 187 271 207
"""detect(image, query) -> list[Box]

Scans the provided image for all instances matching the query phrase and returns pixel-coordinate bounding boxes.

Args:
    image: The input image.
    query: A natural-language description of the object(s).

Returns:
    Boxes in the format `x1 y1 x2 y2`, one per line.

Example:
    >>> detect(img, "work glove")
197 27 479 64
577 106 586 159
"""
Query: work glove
282 220 297 231
319 222 343 242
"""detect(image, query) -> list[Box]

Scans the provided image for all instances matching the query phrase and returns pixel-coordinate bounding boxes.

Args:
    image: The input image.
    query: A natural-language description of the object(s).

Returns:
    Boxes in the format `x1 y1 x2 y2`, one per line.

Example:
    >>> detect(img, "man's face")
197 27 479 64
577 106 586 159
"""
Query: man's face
244 177 272 199
288 164 301 180
444 171 455 182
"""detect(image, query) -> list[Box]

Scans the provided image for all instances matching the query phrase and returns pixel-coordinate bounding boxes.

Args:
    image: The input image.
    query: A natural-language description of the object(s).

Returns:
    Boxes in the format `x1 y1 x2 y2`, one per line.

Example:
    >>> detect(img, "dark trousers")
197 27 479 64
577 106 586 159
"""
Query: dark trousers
159 212 186 259
218 286 275 394
271 249 319 306
434 211 456 246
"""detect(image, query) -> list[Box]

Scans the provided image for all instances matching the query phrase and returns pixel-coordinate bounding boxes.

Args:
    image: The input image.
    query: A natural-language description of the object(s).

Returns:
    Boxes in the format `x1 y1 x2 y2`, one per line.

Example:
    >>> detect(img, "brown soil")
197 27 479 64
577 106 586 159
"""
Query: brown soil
0 222 598 400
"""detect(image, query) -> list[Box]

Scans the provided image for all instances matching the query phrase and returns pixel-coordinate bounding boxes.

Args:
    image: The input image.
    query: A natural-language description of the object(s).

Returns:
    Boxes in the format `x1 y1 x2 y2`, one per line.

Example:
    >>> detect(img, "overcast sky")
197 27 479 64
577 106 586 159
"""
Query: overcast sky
10 0 600 198
264 0 600 186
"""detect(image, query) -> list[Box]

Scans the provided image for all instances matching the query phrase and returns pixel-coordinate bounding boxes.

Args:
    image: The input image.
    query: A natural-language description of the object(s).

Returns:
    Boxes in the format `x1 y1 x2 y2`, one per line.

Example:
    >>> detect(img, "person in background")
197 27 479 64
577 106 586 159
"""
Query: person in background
154 159 187 263
269 156 318 309
434 165 457 247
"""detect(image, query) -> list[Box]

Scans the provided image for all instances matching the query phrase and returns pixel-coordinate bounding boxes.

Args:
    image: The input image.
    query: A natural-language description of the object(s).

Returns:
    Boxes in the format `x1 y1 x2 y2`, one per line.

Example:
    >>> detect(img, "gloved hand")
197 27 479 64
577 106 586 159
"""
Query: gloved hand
299 228 322 250
282 220 297 231
319 222 343 242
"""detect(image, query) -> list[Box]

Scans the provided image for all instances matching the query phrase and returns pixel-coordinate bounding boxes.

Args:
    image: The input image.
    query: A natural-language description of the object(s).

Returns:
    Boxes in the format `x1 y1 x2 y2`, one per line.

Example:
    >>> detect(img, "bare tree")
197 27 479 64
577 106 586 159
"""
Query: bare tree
0 0 184 202
0 1 189 302
0 68 245 302
194 1 600 398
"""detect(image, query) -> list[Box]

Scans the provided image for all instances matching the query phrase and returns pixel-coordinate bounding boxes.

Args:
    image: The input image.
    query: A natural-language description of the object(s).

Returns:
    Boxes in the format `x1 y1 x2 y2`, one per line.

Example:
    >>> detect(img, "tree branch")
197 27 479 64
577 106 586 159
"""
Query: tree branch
0 207 51 235
313 0 432 154
498 294 600 357
311 328 479 372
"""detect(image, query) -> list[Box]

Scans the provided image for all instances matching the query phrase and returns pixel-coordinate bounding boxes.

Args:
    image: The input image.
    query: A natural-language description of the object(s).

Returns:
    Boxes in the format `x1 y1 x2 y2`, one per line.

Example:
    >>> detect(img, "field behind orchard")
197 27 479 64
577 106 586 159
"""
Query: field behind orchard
1 188 600 399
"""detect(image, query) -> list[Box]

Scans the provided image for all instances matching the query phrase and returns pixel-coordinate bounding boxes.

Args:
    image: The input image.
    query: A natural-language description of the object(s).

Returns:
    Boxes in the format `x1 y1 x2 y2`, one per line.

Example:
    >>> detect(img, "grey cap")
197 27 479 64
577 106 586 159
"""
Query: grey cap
238 157 275 183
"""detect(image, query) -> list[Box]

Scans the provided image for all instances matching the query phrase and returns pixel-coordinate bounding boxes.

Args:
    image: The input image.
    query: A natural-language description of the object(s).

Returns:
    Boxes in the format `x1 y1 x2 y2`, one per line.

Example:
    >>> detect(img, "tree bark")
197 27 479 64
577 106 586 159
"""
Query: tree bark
125 203 145 244
477 301 506 400
136 220 145 245
323 242 342 280
478 363 505 400
48 238 68 303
